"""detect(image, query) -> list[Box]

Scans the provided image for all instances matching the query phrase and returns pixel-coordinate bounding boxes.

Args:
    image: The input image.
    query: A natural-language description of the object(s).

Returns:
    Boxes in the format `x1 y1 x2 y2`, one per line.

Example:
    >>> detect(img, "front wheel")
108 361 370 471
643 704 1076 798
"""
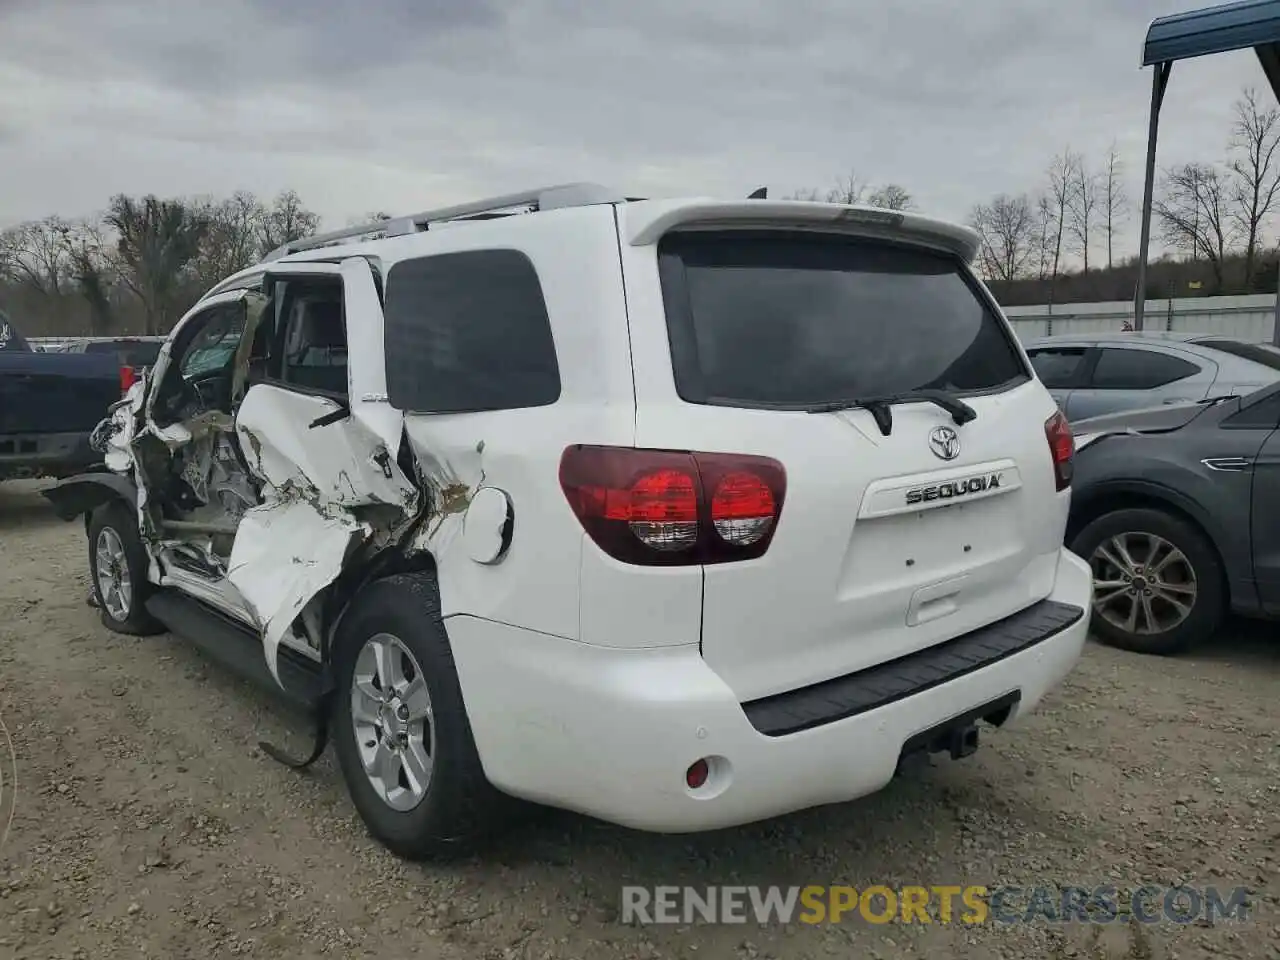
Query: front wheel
87 502 164 636
330 573 509 860
1070 507 1225 656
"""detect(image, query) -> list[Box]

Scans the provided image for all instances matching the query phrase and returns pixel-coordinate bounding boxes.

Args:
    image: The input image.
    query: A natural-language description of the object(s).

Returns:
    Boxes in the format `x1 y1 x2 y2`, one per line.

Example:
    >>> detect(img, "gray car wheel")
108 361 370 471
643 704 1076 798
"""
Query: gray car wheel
1070 507 1225 655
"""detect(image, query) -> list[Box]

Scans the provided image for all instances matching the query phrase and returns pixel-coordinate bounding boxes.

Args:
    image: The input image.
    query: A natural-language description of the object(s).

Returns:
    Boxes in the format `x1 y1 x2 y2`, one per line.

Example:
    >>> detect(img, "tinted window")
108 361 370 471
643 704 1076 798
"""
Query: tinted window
383 250 560 413
1089 348 1200 390
86 339 163 367
657 232 1028 407
1028 348 1087 388
1192 338 1280 371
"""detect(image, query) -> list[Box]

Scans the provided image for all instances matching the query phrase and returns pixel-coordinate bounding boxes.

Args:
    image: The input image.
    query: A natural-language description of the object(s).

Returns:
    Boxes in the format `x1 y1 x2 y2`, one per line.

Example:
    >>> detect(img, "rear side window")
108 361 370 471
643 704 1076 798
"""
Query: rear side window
657 232 1028 407
1192 338 1280 371
86 339 163 367
1089 348 1199 390
1028 347 1087 388
383 250 561 413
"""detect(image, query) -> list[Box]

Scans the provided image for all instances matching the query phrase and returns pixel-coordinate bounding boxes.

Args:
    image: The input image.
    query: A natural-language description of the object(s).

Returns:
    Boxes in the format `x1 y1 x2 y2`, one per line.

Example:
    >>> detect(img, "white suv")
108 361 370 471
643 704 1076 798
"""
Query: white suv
45 183 1092 859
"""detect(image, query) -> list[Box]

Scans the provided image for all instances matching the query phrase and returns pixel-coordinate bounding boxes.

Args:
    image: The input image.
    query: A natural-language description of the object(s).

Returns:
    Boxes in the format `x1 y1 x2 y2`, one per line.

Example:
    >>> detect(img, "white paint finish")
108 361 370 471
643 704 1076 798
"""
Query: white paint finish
226 498 366 685
234 385 416 510
620 235 1074 701
447 548 1091 833
461 487 512 565
339 258 404 454
621 199 981 263
577 548 703 648
856 459 1022 520
396 204 635 642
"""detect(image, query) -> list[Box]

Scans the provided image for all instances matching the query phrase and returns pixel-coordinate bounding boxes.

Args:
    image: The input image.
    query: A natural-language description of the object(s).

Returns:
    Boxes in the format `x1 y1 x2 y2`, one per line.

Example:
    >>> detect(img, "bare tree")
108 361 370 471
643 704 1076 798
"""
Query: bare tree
193 191 267 292
1067 155 1100 274
785 187 826 201
1033 194 1056 281
866 184 913 211
257 189 320 255
1154 163 1236 291
970 194 1035 282
106 194 210 335
825 169 868 205
1045 151 1080 299
1227 87 1280 283
61 220 118 335
0 217 71 296
1102 144 1129 270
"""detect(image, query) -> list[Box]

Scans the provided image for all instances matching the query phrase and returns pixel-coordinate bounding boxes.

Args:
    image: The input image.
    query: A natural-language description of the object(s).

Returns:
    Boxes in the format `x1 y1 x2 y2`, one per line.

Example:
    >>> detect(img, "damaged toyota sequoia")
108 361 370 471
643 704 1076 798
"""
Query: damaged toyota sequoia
44 183 1093 859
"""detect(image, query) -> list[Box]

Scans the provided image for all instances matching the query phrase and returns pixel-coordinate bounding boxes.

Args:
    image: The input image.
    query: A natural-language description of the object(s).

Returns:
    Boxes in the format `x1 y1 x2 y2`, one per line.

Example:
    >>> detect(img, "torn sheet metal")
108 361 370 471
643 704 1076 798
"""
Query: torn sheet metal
407 436 486 559
235 384 418 511
226 498 368 686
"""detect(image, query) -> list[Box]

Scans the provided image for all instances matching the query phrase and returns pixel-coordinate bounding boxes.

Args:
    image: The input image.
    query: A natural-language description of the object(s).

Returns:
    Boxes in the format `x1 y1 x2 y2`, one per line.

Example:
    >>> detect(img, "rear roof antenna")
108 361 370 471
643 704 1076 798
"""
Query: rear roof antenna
748 186 768 199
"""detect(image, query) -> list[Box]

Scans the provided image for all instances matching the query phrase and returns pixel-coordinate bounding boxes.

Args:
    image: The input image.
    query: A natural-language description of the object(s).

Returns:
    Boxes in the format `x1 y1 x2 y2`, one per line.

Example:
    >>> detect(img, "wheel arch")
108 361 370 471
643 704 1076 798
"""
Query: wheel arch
320 546 441 663
1067 480 1231 599
41 472 138 533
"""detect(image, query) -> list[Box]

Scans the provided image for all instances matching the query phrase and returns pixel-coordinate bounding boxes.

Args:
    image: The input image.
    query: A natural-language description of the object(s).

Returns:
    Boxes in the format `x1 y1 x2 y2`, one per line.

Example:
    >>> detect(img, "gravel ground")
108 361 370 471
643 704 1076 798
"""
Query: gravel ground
0 478 1276 960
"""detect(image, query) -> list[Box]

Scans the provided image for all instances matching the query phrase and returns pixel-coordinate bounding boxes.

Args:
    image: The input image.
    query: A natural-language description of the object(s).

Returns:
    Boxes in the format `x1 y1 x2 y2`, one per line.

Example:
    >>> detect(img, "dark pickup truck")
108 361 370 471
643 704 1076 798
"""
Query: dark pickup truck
0 313 123 481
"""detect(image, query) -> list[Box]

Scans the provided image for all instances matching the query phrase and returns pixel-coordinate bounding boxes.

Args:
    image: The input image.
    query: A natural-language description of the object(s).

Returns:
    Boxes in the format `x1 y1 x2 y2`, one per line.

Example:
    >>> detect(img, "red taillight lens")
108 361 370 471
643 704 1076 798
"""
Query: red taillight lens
559 446 786 565
710 471 777 546
1044 410 1074 491
619 468 699 552
120 365 137 394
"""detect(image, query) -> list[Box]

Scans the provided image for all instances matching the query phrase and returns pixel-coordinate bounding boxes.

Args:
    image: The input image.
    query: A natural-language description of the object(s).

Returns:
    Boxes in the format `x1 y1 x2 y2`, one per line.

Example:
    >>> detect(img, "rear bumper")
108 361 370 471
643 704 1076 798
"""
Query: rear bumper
0 431 99 479
449 547 1092 832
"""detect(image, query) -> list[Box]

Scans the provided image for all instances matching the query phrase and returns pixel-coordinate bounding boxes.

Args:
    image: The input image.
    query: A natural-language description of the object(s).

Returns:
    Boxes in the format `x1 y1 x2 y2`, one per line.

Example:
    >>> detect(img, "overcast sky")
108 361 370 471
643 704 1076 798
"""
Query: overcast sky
0 0 1270 256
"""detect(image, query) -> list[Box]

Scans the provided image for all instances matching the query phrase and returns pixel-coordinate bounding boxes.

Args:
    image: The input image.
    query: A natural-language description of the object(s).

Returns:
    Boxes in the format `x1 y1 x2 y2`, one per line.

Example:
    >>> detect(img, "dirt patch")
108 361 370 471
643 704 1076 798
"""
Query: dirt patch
0 479 1277 960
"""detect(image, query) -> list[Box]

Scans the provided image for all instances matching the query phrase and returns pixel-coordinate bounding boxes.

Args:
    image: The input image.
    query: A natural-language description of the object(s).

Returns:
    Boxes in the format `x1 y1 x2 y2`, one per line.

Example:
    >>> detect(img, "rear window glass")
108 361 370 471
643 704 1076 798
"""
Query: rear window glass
87 340 162 366
657 232 1029 408
1192 338 1280 371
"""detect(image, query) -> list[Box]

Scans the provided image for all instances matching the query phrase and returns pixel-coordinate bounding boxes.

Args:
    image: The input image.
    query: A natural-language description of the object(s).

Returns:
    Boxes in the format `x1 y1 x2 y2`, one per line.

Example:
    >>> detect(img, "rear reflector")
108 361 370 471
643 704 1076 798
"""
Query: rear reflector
1044 410 1074 491
559 446 787 566
686 758 710 789
119 365 137 395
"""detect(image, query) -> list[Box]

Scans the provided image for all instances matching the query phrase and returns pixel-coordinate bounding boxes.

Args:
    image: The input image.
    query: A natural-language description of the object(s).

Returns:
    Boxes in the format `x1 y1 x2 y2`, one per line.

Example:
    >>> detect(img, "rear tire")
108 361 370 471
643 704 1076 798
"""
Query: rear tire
87 501 164 636
330 572 509 860
1070 507 1224 656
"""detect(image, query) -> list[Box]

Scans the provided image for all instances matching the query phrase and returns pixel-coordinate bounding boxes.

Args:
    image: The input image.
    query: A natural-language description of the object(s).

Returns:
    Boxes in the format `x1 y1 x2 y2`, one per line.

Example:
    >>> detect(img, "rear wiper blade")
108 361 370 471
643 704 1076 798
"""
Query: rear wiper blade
805 389 977 437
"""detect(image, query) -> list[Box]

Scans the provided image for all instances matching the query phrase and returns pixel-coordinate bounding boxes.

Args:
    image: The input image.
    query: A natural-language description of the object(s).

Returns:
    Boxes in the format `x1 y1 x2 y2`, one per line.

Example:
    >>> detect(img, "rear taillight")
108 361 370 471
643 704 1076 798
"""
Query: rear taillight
120 365 137 394
558 446 786 565
1044 410 1074 491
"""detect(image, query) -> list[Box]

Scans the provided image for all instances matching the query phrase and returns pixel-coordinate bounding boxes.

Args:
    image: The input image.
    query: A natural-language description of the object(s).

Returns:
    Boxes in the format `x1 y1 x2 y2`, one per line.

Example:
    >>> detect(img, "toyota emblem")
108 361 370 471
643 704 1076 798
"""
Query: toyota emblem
928 426 961 461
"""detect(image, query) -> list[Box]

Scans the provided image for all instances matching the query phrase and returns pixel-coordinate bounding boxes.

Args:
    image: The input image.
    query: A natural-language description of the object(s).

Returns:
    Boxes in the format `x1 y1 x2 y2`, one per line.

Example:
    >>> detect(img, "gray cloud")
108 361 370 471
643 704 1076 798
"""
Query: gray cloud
0 0 1270 268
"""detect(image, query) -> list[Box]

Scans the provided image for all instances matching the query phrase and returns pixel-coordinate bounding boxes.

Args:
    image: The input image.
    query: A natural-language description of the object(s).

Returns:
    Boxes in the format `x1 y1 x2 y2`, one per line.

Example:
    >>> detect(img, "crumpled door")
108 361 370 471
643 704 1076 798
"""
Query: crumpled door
226 257 416 686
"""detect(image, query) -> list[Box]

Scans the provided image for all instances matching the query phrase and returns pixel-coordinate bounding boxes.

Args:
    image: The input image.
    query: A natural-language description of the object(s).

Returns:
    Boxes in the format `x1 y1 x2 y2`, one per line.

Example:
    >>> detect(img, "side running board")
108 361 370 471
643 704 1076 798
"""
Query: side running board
145 589 330 715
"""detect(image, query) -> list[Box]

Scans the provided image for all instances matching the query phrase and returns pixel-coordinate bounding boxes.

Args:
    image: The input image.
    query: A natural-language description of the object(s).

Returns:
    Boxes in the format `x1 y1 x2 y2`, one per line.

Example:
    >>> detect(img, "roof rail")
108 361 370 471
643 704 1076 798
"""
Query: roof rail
262 182 625 261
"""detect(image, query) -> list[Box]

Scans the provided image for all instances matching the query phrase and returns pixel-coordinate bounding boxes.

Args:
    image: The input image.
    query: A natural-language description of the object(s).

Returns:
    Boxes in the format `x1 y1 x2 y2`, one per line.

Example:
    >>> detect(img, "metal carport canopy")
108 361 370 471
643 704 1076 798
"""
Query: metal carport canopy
1135 0 1280 344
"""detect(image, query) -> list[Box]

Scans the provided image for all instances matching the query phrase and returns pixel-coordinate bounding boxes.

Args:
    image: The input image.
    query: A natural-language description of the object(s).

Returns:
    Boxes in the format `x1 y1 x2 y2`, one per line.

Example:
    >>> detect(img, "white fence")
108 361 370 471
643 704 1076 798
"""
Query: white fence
1003 294 1279 343
24 296 1280 350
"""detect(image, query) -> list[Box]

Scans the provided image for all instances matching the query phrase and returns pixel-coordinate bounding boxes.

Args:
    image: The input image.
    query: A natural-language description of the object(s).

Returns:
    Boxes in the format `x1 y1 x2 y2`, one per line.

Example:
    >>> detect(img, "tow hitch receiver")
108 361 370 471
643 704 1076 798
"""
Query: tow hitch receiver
894 691 1019 775
947 724 980 759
